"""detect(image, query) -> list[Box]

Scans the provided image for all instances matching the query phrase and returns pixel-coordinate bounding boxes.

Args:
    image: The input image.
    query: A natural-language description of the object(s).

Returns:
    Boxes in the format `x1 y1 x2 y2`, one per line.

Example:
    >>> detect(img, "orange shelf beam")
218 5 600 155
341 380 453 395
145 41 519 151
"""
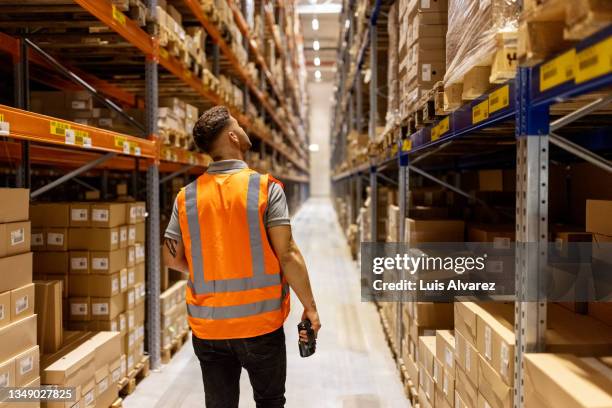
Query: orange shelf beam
0 105 156 159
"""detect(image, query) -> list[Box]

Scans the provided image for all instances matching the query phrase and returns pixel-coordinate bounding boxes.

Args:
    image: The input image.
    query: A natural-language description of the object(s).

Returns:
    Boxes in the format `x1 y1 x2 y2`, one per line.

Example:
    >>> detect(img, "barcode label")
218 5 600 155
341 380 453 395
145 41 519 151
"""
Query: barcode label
19 356 33 375
47 232 65 246
92 257 108 270
71 303 87 316
10 228 24 246
71 257 88 270
484 326 492 360
16 295 28 315
111 231 119 244
92 302 109 315
92 209 109 222
32 233 44 246
71 209 88 221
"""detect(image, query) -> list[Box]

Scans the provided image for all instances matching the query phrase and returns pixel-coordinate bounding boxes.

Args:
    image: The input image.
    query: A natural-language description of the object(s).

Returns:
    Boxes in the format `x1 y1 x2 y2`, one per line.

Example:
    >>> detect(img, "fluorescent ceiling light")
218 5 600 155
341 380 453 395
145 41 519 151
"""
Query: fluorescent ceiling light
314 70 321 80
309 144 320 152
311 18 319 30
314 57 321 66
313 40 320 51
297 4 342 14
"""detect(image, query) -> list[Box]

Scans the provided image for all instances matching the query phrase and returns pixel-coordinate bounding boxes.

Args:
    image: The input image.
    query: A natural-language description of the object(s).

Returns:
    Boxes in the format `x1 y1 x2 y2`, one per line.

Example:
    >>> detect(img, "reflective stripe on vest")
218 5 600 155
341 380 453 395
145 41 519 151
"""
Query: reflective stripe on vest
182 171 285 321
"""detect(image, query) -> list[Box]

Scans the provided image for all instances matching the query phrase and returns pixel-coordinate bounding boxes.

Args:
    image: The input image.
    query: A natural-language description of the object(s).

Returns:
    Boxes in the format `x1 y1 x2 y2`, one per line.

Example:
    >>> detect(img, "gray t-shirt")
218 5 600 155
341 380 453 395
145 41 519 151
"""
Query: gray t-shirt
164 160 290 242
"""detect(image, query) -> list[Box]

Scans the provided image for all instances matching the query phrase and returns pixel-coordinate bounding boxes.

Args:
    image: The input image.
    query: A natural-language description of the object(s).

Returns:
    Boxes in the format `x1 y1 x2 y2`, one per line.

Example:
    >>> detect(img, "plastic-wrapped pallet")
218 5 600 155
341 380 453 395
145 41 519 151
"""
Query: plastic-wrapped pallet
445 0 519 92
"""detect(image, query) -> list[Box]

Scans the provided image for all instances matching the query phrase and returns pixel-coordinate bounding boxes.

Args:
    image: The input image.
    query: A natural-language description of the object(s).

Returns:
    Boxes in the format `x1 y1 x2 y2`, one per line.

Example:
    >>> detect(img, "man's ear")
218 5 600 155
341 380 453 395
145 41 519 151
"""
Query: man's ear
228 131 239 144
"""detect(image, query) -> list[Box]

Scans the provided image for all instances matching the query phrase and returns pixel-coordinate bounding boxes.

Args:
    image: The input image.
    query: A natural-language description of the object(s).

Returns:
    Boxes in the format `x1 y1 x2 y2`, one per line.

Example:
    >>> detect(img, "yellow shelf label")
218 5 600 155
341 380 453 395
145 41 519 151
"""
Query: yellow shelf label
114 135 127 149
112 5 127 25
488 85 510 114
73 129 90 147
0 114 4 122
432 116 450 141
402 139 412 152
159 48 169 60
540 49 576 92
472 100 489 124
576 37 612 84
49 120 71 136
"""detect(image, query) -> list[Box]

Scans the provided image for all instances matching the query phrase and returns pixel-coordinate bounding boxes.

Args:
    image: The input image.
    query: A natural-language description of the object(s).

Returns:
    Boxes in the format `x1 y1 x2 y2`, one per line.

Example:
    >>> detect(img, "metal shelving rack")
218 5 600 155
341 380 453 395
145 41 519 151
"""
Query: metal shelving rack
0 0 310 371
331 2 612 405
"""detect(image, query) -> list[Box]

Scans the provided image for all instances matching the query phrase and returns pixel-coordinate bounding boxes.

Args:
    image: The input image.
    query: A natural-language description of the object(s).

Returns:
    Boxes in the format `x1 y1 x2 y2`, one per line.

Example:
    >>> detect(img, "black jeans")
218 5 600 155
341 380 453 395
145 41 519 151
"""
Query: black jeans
192 327 287 408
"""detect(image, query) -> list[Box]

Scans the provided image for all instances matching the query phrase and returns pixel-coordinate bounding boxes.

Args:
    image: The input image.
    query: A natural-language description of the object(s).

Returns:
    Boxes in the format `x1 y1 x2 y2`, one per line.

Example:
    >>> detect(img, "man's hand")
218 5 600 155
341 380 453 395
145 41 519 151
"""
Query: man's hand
300 307 321 342
162 237 189 274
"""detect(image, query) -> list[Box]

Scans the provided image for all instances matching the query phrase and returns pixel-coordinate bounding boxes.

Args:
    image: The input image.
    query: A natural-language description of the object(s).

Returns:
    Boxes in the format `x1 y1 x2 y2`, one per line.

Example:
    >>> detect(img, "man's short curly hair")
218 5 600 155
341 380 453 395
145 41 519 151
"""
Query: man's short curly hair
192 106 231 153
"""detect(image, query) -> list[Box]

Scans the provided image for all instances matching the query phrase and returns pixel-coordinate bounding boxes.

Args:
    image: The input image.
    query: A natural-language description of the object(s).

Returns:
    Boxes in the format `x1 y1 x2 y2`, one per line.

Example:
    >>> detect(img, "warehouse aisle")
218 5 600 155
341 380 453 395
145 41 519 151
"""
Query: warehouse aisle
125 198 408 407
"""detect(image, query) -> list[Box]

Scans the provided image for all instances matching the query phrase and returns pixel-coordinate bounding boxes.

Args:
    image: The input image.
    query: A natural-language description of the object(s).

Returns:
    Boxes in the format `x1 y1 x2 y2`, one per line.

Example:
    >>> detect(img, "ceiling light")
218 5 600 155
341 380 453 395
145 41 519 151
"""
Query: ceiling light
313 40 320 51
314 57 320 66
309 143 320 152
312 18 319 31
314 70 321 80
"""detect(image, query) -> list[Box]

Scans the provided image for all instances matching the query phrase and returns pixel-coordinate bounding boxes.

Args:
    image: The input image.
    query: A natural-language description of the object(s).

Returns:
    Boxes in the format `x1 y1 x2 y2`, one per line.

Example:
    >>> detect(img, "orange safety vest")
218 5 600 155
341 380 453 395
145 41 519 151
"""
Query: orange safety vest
177 167 290 339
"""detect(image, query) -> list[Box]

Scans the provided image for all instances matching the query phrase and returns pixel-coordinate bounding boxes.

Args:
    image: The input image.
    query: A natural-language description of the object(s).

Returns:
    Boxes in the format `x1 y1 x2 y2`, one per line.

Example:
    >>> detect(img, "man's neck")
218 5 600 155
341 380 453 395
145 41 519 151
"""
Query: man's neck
212 151 244 162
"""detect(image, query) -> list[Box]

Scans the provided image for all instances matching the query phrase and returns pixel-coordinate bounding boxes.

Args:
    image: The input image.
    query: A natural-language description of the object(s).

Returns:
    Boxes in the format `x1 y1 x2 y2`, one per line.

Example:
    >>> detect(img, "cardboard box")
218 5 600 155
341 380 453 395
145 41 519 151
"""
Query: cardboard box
14 345 39 386
45 228 68 251
0 221 31 257
34 281 63 354
135 222 145 243
0 314 37 363
134 262 145 284
0 189 29 223
90 248 127 274
30 203 70 228
0 291 9 329
478 355 512 408
478 170 504 191
31 228 44 250
69 203 90 227
43 342 95 400
476 303 515 386
91 294 125 321
0 357 15 388
456 365 477 408
11 283 34 321
69 273 120 298
468 224 515 245
69 297 90 321
436 330 455 374
126 202 146 224
418 363 436 405
0 253 32 294
586 200 612 236
90 203 126 228
455 330 478 386
119 226 128 249
405 219 464 243
588 302 612 326
34 252 68 275
109 356 122 384
120 268 128 293
69 251 90 274
524 353 612 408
69 228 119 251
454 301 482 347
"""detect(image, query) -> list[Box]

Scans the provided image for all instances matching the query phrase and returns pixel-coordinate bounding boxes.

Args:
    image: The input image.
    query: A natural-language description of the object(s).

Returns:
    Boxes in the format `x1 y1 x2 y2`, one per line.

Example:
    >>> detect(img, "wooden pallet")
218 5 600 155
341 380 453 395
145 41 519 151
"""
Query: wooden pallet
161 330 190 364
118 356 151 397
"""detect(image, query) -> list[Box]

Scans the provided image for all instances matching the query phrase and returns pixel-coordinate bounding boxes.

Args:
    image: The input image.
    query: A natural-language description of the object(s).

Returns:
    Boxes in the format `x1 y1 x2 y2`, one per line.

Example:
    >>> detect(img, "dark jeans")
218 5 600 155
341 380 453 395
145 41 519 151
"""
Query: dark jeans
192 327 287 408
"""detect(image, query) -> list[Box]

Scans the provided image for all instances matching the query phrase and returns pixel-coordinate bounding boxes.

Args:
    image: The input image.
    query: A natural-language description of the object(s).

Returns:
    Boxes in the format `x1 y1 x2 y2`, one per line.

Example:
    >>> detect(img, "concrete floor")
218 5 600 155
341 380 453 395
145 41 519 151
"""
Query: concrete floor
124 198 409 407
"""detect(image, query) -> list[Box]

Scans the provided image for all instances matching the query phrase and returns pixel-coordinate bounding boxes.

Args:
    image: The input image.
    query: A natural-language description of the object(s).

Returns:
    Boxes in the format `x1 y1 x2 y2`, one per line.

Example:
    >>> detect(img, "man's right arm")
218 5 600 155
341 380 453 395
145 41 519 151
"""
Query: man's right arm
163 197 189 274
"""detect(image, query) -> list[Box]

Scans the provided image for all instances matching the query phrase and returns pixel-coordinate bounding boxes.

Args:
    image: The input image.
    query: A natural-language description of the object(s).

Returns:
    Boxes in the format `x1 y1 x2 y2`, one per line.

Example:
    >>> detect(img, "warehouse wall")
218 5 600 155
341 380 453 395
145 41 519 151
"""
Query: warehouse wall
307 82 333 197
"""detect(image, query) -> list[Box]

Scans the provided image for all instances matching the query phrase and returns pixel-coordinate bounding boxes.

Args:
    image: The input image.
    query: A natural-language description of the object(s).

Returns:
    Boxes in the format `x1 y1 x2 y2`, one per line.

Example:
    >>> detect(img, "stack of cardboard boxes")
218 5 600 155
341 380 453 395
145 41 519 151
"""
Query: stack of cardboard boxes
398 0 448 116
0 188 39 408
158 97 199 148
160 280 188 359
30 201 147 377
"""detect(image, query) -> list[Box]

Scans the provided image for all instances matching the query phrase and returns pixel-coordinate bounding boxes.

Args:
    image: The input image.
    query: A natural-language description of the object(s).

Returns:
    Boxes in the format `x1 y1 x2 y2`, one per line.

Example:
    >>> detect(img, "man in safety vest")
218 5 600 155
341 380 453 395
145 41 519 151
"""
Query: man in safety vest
163 105 321 408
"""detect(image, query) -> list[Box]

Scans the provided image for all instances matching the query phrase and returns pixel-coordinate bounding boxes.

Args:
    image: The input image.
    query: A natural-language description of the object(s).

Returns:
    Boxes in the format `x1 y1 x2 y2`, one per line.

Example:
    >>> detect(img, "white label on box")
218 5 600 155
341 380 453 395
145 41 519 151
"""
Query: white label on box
10 228 24 246
98 118 112 127
0 372 8 387
130 207 138 221
128 314 134 329
92 209 109 222
83 136 92 148
65 129 76 145
120 229 127 242
421 0 430 8
493 236 511 249
139 284 145 298
32 233 43 246
71 208 88 221
129 332 135 347
98 377 108 393
137 325 144 339
92 257 108 270
433 361 439 382
128 248 134 263
47 232 64 246
128 270 135 285
16 295 28 315
500 342 509 377
445 347 453 368
465 343 471 372
487 260 504 274
19 355 33 375
112 367 121 382
134 146 141 156
92 302 109 316
129 226 136 241
120 315 126 332
71 303 87 316
113 277 120 293
422 63 431 81
128 355 134 369
136 245 145 260
71 100 86 110
128 291 134 306
121 275 127 290
484 325 492 360
84 389 94 406
455 392 461 408
122 141 130 154
111 231 119 244
71 257 88 270
111 320 118 332
0 121 10 136
443 375 449 395
0 304 4 321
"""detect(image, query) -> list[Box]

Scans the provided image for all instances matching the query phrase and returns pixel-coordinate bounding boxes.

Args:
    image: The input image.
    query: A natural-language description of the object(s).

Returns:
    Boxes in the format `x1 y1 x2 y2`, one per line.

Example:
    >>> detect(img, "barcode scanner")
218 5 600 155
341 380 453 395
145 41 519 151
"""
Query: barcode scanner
297 319 316 357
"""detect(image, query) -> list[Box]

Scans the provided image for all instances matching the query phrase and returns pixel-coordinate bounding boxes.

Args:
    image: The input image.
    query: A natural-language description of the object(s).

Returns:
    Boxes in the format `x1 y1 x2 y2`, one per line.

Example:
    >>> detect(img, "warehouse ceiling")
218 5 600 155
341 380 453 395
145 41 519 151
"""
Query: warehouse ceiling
298 0 341 83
